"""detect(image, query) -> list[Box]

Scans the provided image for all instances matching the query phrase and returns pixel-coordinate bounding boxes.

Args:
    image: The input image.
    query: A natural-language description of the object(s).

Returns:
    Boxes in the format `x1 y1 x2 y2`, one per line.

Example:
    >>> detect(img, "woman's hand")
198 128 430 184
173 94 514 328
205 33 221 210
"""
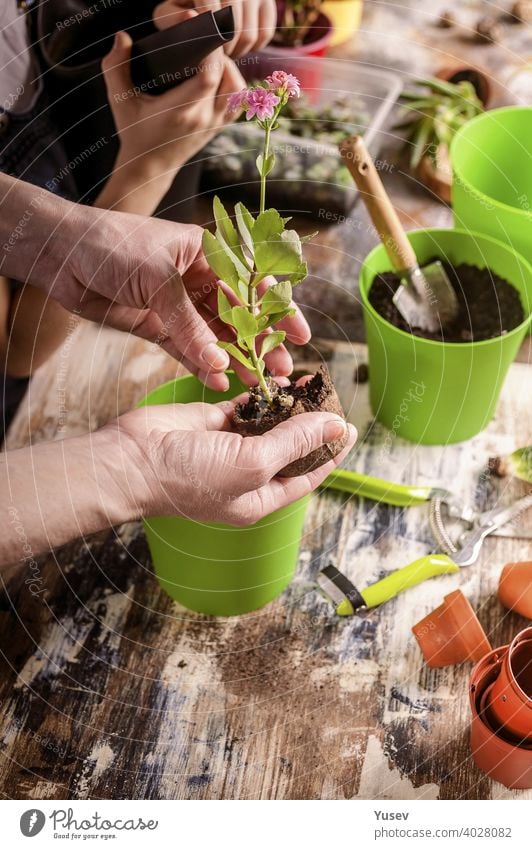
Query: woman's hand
153 0 277 57
98 31 245 214
107 399 357 525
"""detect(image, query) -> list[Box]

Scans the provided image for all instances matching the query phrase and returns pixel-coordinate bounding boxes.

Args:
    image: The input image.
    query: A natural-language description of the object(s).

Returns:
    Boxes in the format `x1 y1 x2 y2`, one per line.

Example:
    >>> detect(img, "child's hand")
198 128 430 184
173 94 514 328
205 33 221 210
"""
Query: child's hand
101 31 245 178
153 1 277 57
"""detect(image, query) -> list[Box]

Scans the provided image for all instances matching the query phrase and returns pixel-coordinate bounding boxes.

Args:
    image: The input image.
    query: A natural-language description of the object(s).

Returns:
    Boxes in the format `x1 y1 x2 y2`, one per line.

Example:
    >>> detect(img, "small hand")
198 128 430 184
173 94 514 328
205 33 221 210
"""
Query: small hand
153 0 277 57
102 31 245 175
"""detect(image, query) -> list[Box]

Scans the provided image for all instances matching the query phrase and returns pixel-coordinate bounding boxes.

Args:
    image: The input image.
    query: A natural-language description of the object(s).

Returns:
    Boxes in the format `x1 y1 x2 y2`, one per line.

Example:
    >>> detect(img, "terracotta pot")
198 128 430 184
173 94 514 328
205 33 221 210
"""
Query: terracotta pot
412 589 492 668
436 65 492 106
483 627 532 743
498 561 532 618
470 645 532 789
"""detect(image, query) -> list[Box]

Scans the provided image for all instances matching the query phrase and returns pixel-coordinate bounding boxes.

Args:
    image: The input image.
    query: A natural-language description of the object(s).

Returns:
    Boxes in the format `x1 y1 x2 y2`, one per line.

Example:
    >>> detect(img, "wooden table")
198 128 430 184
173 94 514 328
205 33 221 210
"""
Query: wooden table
1 0 531 801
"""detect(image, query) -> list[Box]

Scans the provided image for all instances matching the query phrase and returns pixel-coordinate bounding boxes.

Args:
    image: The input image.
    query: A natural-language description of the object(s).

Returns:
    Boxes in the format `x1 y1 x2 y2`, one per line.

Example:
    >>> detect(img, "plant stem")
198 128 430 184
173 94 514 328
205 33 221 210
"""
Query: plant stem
260 123 272 215
249 345 272 404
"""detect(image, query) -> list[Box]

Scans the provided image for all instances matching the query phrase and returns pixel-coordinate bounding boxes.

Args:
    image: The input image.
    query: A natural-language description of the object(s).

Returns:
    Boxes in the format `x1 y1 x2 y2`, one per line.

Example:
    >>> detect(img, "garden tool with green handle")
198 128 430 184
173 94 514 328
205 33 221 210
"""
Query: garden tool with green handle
317 481 532 615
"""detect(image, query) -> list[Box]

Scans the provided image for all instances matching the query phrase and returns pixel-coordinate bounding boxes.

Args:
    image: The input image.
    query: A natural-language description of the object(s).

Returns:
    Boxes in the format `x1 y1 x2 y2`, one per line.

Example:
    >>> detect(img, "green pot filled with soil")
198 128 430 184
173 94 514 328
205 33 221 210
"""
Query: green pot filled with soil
359 228 532 444
139 373 315 616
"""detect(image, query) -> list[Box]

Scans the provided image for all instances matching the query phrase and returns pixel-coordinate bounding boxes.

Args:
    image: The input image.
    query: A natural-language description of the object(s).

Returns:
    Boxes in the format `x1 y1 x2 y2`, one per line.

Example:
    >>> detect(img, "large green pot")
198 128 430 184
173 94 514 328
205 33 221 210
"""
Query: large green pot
138 374 309 616
359 228 532 445
451 106 532 265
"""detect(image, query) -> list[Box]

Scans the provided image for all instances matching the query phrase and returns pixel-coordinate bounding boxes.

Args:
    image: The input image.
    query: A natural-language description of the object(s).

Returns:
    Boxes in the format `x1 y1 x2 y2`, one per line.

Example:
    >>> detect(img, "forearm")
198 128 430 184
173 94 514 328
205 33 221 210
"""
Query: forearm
0 172 81 288
94 152 176 215
1 428 142 568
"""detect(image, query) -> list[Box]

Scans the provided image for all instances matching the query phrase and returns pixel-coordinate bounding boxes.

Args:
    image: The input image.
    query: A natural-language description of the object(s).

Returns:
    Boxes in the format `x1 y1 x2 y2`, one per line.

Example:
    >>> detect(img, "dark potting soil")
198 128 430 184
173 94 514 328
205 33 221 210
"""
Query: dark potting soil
369 261 524 342
233 363 348 477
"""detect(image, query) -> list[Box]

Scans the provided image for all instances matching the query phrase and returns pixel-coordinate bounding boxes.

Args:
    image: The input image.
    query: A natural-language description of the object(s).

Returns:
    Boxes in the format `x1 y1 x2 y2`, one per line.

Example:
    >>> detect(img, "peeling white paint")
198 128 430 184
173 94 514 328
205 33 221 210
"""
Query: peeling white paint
356 735 439 800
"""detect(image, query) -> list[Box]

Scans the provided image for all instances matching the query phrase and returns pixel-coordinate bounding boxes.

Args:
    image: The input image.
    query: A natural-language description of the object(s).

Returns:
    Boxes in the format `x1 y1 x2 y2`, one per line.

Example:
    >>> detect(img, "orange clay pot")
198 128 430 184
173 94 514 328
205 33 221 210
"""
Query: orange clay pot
470 644 532 789
498 562 532 618
435 65 492 106
412 590 492 668
483 627 532 744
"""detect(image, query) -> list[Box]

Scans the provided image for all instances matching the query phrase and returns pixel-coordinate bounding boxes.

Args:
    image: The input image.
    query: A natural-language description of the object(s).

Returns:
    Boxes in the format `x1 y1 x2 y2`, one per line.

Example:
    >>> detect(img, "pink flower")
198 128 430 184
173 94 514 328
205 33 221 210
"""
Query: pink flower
227 90 248 113
266 70 301 99
243 88 280 121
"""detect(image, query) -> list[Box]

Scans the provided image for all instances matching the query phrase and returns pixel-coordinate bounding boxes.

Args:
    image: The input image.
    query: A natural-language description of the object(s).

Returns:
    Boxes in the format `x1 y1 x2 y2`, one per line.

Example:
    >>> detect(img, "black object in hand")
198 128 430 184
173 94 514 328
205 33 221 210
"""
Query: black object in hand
130 7 235 95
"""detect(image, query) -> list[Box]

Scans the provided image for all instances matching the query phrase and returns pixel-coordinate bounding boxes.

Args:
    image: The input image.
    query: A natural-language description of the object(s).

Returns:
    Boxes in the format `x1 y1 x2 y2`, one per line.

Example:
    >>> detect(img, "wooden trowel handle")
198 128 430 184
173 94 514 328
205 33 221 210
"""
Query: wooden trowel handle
340 135 417 272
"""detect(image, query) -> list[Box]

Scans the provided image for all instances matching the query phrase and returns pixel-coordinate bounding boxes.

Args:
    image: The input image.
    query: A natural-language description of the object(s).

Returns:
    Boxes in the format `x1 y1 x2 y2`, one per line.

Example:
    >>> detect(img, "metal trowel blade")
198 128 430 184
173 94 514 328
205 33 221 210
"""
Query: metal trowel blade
393 260 460 333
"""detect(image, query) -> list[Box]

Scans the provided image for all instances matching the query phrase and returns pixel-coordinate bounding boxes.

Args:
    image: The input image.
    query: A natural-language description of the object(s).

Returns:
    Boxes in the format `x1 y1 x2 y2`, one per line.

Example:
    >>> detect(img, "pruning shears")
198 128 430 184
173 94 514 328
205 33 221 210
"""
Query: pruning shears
318 469 532 615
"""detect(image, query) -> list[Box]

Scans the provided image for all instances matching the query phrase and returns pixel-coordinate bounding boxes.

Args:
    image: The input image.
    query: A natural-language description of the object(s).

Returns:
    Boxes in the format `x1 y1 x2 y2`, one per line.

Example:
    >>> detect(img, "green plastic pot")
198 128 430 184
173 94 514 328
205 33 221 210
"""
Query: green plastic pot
138 374 309 616
359 228 532 444
451 107 532 265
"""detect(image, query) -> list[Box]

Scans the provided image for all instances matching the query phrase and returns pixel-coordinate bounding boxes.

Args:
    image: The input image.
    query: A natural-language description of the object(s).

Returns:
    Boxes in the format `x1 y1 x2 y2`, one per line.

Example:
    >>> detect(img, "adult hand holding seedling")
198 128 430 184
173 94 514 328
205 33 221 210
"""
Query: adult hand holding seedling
0 172 310 391
105 399 356 526
0 398 355 565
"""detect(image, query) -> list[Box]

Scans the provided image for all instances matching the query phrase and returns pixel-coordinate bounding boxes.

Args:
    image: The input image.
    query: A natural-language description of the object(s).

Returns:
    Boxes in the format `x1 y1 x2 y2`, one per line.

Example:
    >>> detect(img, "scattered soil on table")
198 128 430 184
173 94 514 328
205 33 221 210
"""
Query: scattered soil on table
368 261 524 342
354 363 369 384
233 363 348 477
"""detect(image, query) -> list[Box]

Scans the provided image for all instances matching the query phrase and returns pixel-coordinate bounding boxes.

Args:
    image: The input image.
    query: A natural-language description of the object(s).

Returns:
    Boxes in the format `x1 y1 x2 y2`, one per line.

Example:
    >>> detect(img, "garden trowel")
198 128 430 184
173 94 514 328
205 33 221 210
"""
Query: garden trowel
340 135 459 332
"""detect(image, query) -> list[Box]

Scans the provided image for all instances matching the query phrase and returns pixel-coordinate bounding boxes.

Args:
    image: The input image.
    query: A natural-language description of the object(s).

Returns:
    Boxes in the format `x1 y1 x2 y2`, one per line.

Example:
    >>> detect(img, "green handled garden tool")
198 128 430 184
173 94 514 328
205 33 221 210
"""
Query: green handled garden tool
318 470 532 615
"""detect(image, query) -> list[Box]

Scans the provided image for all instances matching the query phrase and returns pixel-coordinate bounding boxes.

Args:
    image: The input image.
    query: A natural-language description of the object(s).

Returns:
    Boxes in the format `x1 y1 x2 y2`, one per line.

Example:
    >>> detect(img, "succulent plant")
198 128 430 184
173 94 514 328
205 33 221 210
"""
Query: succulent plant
272 1 324 47
395 77 484 170
488 446 532 484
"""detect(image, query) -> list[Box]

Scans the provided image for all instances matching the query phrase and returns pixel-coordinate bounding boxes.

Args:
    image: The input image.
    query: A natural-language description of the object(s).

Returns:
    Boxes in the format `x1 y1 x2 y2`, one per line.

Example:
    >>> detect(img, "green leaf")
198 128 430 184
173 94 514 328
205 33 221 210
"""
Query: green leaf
215 227 251 281
256 152 275 177
212 196 251 277
260 280 293 314
213 196 238 246
257 307 296 331
230 307 258 344
260 331 286 357
410 117 433 168
254 229 306 278
202 229 239 289
217 341 253 371
234 202 255 257
217 287 234 325
287 262 308 286
252 208 285 245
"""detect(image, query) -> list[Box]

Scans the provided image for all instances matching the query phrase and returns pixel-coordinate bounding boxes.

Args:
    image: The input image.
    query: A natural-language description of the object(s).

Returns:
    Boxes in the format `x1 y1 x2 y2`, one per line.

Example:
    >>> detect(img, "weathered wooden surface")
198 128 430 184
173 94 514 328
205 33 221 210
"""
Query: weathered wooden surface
1 325 531 801
1 0 532 803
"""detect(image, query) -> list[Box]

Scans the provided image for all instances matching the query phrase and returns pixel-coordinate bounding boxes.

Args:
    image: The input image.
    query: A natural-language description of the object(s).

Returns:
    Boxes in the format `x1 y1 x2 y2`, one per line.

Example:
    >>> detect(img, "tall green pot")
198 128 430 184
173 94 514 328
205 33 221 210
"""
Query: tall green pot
138 374 309 616
451 106 532 265
359 228 532 445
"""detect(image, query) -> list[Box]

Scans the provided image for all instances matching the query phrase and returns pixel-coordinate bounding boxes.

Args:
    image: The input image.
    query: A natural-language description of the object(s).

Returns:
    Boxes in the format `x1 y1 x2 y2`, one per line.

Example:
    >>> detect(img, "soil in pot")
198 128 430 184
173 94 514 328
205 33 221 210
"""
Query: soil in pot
369 261 524 342
233 363 348 477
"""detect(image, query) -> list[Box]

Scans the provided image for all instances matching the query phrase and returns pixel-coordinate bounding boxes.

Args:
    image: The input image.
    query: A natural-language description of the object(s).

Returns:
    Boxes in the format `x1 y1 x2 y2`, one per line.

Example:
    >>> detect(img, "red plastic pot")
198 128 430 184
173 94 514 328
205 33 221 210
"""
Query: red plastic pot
483 627 532 744
470 644 532 789
412 590 492 668
498 561 532 619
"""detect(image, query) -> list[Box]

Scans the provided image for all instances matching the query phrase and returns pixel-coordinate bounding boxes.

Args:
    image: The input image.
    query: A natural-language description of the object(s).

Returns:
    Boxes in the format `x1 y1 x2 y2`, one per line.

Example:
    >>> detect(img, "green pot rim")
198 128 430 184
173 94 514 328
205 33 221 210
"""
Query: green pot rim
359 227 532 350
451 106 532 220
138 370 244 407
